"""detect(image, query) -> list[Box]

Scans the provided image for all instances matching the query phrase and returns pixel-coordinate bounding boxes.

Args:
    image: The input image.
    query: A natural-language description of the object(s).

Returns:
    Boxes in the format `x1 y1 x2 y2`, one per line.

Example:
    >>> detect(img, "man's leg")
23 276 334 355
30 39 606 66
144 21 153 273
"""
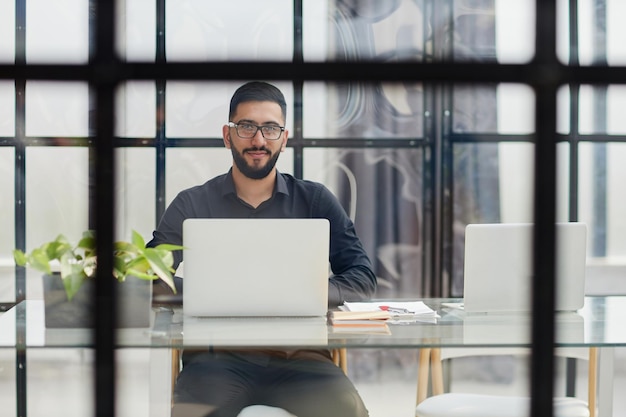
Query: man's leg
172 351 258 417
260 355 369 417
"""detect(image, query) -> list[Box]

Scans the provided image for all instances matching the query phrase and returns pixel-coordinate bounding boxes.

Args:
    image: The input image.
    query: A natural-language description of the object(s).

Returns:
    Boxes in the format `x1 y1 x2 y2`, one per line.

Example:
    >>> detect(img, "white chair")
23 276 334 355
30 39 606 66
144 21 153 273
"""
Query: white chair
415 347 598 417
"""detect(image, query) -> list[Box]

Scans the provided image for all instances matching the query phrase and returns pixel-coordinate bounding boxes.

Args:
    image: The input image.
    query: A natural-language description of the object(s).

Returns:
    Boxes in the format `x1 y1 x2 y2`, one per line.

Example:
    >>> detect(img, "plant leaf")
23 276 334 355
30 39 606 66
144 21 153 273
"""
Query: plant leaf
13 249 27 266
60 265 88 301
30 248 54 274
131 230 146 249
143 248 177 293
154 243 185 252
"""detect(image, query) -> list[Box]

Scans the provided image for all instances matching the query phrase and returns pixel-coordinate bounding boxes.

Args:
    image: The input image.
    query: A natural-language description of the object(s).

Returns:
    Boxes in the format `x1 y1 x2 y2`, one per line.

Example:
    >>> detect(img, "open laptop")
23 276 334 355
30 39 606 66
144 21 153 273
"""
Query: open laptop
182 218 330 317
461 222 587 314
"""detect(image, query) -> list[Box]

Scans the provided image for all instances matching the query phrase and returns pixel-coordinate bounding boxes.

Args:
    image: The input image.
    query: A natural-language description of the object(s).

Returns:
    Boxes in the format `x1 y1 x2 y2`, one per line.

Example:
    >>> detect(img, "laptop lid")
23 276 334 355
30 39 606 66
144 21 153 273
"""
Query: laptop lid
182 218 330 317
463 222 587 314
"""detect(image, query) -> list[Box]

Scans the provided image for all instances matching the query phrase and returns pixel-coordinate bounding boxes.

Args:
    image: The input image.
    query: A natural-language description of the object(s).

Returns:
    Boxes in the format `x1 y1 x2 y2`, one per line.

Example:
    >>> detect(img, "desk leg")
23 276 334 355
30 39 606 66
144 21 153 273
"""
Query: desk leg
597 347 614 417
150 348 174 417
416 348 431 405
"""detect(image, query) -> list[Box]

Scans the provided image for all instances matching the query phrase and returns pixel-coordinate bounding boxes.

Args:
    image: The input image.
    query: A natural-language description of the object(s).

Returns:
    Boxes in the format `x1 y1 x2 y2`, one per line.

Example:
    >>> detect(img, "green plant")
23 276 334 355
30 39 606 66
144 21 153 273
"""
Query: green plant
13 230 182 301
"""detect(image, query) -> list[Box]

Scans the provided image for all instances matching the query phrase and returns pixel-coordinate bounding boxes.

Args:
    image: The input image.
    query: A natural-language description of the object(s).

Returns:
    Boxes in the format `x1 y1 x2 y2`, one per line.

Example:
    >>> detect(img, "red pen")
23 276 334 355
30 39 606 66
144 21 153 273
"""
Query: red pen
379 306 411 314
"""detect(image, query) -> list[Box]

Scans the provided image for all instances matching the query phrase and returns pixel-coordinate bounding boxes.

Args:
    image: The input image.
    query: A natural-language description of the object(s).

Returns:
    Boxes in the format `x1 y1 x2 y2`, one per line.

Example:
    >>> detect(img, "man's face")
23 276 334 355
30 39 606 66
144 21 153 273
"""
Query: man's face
223 100 288 180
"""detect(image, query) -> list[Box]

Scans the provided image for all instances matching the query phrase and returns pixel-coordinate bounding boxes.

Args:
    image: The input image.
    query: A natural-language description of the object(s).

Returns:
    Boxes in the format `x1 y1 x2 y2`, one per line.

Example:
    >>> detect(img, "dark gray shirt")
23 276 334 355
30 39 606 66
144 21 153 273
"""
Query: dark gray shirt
147 169 377 307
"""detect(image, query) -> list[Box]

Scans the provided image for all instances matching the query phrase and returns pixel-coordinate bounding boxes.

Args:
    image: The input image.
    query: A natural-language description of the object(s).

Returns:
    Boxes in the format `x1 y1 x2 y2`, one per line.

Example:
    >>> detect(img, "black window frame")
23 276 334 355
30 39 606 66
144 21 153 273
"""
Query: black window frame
1 1 621 416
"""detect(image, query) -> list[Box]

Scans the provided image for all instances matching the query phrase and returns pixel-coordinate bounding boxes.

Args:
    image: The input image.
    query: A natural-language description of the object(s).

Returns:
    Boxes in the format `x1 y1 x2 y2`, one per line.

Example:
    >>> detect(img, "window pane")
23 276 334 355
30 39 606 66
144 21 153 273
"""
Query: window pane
304 148 424 299
317 1 528 64
166 81 294 138
115 148 156 241
456 83 572 136
302 0 329 62
556 0 572 64
25 147 89 248
326 0 427 63
454 2 497 62
302 82 328 138
122 0 156 62
496 0 536 63
26 0 88 63
579 85 626 135
577 0 626 66
0 0 15 63
0 81 15 136
166 0 293 62
116 81 156 138
25 81 89 138
579 142 626 258
453 84 499 134
607 0 626 65
307 82 423 139
0 148 15 303
496 84 535 134
579 142 626 295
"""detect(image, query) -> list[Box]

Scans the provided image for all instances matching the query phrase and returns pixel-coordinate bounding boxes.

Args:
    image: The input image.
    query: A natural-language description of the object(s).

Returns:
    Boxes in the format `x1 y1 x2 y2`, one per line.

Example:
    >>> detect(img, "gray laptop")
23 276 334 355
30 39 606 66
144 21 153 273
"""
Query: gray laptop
182 218 330 317
462 222 587 313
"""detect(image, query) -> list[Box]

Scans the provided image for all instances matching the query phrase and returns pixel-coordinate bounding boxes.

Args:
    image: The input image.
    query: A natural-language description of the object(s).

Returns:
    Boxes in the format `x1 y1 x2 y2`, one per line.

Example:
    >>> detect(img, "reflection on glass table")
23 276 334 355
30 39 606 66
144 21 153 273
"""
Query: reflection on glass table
1 297 624 417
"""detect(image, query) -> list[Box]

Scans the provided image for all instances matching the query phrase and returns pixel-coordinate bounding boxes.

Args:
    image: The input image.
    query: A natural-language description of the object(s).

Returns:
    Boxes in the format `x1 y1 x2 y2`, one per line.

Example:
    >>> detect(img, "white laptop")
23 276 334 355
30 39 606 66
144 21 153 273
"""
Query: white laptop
182 218 330 317
462 222 587 314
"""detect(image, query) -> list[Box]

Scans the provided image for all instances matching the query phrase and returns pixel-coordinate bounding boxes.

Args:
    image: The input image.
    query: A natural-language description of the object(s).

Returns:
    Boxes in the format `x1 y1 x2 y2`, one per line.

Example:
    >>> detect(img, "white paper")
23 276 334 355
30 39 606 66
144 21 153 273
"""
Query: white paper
341 301 439 323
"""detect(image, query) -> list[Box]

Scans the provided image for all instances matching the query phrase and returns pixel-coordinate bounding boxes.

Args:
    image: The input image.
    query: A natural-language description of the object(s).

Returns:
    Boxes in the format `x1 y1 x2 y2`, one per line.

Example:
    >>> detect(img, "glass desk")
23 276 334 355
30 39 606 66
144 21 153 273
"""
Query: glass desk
1 296 624 417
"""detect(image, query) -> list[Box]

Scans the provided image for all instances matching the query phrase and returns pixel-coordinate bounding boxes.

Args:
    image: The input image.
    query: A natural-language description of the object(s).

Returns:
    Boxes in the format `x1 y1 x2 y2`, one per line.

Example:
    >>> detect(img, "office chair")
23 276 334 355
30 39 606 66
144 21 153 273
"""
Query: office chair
415 347 598 417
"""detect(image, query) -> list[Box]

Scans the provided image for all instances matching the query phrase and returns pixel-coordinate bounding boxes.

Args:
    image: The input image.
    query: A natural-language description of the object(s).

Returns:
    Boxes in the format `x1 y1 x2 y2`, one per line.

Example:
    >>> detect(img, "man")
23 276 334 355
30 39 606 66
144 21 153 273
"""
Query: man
148 81 376 417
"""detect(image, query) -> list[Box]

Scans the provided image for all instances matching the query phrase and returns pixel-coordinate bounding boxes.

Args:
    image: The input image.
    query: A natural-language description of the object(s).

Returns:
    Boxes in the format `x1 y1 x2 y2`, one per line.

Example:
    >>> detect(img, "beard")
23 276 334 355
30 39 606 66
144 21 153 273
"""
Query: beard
230 142 282 180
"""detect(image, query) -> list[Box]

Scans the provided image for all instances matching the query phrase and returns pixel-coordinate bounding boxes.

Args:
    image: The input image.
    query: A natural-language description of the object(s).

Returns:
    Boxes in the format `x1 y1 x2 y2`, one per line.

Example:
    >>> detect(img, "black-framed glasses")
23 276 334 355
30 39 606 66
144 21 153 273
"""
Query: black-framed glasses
227 122 285 140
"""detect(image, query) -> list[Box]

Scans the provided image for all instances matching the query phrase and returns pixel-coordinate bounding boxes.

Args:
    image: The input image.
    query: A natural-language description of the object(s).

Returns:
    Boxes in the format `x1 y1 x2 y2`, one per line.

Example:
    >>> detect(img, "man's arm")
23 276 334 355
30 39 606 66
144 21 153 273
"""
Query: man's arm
146 193 189 270
316 186 377 307
328 264 377 307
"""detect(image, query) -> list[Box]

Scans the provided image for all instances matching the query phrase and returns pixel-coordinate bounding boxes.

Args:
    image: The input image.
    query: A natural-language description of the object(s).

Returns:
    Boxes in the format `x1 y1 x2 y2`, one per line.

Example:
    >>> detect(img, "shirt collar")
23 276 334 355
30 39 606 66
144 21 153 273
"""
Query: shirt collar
221 168 289 198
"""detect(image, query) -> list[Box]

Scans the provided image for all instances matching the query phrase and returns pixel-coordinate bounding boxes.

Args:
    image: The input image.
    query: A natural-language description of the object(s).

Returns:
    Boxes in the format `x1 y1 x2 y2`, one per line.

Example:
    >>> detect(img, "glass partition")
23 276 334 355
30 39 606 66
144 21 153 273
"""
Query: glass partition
2 1 626 416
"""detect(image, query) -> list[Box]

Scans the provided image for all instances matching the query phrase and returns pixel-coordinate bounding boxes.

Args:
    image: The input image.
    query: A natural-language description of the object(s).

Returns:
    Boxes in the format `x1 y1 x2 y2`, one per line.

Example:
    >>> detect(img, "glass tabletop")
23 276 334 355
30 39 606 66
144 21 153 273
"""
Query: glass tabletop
1 296 625 349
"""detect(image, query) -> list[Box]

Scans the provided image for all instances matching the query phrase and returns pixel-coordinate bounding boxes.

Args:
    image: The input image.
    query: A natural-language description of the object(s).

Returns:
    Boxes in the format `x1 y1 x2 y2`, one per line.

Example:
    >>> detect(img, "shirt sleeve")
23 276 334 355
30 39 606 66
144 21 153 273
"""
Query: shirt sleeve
313 185 378 307
146 192 189 270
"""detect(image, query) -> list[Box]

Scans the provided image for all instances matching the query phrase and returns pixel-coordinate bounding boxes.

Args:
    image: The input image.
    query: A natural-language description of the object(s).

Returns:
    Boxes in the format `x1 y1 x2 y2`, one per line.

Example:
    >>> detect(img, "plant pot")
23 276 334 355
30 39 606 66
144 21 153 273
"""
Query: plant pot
42 273 152 328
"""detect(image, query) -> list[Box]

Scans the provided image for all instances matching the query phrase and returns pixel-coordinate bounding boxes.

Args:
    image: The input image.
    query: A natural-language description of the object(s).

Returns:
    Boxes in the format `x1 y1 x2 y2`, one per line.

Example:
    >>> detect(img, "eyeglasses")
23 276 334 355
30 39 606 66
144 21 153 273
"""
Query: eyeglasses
227 122 285 140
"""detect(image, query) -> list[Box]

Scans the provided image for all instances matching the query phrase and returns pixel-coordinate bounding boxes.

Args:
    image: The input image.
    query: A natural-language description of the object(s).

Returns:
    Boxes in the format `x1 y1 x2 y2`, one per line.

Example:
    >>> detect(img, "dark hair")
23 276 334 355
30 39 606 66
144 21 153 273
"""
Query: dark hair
229 81 287 121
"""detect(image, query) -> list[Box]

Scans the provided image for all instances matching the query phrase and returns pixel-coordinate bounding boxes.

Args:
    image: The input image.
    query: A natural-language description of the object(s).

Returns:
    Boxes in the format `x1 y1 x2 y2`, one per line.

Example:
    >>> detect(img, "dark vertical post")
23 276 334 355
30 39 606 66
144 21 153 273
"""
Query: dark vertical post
292 0 304 179
14 0 27 415
433 0 454 298
155 0 167 223
531 1 558 417
565 0 580 398
421 0 436 297
92 1 118 416
88 1 97 229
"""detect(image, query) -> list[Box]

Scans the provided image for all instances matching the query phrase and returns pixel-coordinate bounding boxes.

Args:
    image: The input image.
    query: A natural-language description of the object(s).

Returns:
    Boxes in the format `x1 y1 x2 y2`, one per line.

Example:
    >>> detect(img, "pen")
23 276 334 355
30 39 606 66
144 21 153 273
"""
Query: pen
379 306 412 314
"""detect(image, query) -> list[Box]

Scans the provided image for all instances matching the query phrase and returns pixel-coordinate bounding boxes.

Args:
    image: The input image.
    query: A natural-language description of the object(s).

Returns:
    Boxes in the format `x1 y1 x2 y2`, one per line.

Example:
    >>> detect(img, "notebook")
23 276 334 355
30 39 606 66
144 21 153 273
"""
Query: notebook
182 218 330 317
462 222 587 314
